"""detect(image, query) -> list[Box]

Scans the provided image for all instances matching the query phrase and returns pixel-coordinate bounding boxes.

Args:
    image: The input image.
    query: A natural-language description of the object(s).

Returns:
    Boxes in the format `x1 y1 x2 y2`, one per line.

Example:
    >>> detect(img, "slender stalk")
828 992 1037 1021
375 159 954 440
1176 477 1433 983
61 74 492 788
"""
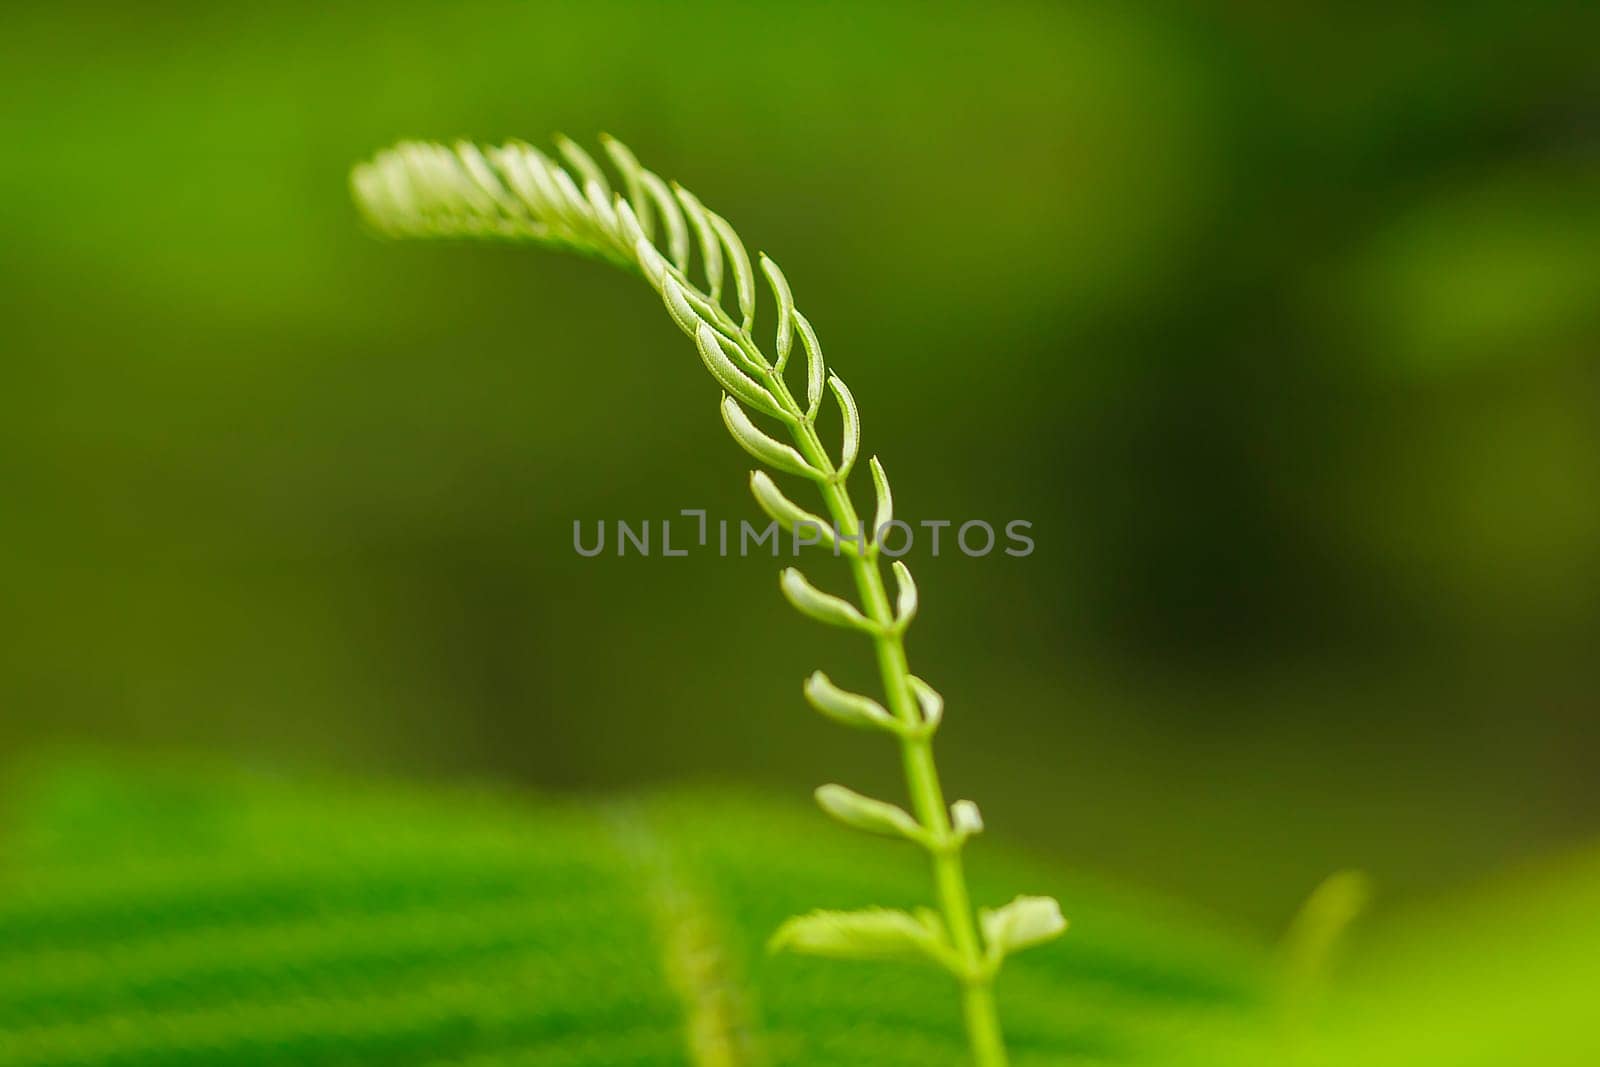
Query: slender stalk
767 372 1010 1067
350 135 1067 1066
685 279 1010 1065
655 267 1012 1060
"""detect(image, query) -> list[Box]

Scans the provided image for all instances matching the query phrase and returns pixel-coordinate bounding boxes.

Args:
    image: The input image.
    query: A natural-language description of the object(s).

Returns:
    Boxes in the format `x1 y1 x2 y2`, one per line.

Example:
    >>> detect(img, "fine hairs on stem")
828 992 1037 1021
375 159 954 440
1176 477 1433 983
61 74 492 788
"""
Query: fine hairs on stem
350 135 1066 1066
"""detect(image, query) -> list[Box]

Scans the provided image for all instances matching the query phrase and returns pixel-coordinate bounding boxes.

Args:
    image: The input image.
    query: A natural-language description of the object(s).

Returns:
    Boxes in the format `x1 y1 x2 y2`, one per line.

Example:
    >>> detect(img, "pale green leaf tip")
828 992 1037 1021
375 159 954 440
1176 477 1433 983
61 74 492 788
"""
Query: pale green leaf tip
980 895 1068 959
767 917 796 956
802 671 896 732
952 799 984 836
766 907 945 964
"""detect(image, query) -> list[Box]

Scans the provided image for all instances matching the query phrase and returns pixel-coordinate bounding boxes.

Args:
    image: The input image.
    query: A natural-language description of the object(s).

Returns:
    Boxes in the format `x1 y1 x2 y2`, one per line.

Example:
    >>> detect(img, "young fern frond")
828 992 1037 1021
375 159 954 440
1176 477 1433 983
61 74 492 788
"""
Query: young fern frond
350 135 1064 1067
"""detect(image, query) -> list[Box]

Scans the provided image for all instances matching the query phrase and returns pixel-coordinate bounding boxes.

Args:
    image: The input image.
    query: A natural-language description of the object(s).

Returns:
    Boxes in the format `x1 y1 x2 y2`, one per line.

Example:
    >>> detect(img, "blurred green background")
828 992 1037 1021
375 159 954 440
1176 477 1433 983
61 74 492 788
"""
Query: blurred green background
2 1 1596 932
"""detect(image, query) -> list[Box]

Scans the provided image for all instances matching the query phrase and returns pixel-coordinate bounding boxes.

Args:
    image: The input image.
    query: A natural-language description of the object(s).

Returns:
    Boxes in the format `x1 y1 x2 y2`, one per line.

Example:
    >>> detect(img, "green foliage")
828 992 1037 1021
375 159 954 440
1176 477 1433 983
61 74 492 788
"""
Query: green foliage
1312 847 1600 1067
350 134 1063 1063
6 766 1598 1066
7 766 1597 1065
0 764 1274 1067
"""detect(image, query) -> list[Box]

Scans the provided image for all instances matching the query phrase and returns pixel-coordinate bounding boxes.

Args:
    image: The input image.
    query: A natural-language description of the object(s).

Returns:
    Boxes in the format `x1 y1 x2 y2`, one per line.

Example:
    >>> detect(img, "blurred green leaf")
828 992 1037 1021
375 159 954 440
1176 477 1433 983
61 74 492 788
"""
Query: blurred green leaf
0 763 1274 1066
5 765 1596 1065
1334 165 1600 378
1311 845 1600 1067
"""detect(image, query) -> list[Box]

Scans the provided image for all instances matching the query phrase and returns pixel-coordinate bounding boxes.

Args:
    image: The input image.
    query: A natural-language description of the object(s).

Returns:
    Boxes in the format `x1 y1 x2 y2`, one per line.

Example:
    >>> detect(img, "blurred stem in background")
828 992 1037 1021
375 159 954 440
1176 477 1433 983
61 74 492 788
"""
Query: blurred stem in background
1279 870 1372 1064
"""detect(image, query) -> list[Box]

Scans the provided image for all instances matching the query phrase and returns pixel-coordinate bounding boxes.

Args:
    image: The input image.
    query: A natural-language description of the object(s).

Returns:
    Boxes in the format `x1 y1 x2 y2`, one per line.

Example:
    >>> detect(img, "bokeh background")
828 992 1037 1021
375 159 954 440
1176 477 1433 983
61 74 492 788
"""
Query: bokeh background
3 1 1596 932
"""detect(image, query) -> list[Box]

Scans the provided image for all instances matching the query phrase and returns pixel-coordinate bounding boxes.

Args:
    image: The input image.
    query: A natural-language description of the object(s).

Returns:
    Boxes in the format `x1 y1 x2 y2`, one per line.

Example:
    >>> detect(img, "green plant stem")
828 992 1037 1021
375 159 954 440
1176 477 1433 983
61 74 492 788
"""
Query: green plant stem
668 274 1008 1065
349 137 1058 1066
764 371 1010 1067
